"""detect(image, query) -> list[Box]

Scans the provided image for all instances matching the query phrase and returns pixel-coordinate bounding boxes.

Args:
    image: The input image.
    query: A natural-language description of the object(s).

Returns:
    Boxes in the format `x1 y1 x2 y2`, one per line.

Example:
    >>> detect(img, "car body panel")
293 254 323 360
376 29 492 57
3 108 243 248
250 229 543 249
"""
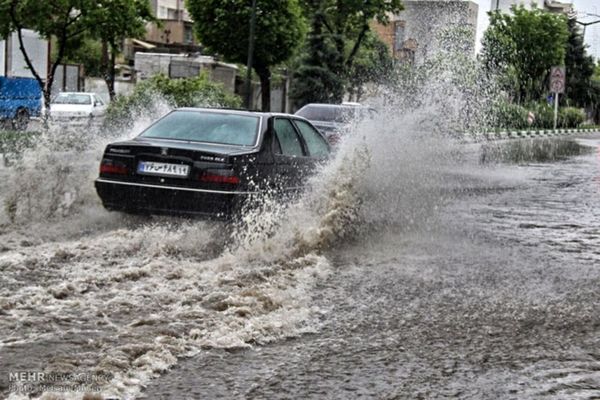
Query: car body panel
294 103 376 144
95 108 329 217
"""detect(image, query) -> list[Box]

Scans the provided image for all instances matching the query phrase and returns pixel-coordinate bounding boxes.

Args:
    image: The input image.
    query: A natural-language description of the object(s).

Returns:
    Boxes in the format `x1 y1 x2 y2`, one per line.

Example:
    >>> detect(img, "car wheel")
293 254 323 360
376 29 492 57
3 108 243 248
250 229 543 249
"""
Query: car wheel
12 109 29 131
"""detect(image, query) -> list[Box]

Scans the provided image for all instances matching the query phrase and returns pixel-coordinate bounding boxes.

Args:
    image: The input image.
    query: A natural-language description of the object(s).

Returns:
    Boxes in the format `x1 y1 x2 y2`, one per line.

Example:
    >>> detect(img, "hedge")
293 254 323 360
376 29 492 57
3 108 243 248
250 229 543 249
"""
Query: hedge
103 73 242 131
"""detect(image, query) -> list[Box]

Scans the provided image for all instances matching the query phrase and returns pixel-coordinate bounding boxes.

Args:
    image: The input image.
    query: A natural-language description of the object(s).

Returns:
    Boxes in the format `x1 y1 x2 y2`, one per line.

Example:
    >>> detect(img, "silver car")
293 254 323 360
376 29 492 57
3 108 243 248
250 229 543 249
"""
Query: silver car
294 103 377 144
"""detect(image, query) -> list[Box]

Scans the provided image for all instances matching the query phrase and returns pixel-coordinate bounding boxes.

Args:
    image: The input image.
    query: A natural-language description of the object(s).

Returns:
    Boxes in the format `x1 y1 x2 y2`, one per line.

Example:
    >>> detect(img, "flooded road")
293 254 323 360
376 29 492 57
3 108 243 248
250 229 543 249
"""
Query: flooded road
1 133 599 399
143 135 600 399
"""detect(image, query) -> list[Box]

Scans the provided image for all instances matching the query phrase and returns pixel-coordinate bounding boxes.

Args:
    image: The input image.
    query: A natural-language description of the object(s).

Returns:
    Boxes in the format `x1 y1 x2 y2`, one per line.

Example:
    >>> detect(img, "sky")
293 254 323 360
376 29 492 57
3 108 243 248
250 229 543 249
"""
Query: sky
472 0 600 59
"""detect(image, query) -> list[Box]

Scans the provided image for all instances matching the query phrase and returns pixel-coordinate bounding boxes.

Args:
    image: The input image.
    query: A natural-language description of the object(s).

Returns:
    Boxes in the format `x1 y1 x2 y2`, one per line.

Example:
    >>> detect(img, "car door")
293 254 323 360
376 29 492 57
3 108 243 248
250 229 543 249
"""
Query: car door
292 118 330 161
271 117 310 191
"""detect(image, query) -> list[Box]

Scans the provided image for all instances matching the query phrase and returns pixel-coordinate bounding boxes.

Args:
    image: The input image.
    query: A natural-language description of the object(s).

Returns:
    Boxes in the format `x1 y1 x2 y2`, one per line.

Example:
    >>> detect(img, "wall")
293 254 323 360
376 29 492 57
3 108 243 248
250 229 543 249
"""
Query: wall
387 0 479 65
0 30 49 78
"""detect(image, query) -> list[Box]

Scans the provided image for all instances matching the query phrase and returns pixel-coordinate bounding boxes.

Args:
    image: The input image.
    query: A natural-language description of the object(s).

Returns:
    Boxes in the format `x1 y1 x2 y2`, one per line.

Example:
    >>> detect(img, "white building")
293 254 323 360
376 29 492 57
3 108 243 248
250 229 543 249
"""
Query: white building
152 0 191 22
388 0 479 65
490 0 573 14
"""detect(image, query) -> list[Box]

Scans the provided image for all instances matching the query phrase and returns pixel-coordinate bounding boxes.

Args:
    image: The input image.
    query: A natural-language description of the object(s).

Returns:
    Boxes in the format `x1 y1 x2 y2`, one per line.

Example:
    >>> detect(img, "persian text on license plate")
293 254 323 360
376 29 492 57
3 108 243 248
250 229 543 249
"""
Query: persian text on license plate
137 161 190 177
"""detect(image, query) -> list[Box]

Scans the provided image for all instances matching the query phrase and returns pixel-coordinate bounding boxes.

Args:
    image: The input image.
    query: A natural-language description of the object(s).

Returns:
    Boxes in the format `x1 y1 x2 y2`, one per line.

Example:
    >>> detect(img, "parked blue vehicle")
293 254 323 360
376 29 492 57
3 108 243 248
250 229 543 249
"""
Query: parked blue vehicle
0 76 42 130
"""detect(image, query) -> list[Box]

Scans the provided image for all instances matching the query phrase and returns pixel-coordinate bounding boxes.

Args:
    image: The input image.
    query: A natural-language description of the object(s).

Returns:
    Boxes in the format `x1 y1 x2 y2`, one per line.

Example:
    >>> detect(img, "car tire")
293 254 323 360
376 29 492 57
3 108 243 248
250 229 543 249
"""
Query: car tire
12 109 29 131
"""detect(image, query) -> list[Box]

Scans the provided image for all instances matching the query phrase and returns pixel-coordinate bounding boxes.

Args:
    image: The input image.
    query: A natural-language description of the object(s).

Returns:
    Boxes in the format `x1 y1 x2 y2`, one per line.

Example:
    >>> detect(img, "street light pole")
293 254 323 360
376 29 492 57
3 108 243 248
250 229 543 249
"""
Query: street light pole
571 13 600 38
245 0 257 110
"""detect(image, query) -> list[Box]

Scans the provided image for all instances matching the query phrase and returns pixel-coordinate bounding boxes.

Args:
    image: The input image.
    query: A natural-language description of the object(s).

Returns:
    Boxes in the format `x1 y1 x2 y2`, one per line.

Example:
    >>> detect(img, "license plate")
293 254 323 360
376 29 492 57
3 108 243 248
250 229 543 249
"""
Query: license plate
137 161 190 178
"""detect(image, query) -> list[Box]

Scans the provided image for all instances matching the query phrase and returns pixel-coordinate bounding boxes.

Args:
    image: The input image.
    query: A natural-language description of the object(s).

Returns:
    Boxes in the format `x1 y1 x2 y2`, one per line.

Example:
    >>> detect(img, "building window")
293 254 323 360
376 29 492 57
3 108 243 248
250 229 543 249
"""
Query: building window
394 21 406 52
184 25 194 44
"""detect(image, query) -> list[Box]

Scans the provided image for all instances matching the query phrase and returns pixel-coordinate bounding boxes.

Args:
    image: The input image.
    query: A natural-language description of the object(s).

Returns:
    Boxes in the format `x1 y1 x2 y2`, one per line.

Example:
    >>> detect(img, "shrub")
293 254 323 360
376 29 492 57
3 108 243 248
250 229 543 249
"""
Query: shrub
103 73 242 131
527 102 554 129
494 101 528 130
493 101 585 130
558 107 585 128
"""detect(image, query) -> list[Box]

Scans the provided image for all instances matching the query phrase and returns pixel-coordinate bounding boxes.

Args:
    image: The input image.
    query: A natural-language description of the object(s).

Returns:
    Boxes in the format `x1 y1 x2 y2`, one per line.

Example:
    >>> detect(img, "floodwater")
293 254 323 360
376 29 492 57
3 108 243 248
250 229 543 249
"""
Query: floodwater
0 125 599 399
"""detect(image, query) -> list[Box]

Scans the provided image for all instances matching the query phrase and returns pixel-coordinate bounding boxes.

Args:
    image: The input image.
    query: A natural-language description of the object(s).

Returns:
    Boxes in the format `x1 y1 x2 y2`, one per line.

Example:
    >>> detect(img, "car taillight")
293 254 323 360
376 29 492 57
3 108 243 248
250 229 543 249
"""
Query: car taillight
100 161 128 175
198 171 240 184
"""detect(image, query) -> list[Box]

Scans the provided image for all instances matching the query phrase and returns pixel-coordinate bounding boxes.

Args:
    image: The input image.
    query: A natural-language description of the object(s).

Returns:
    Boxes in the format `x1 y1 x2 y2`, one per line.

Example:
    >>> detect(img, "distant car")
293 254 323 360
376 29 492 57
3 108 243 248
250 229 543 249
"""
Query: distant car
0 76 42 130
294 103 377 144
95 108 330 217
49 92 107 125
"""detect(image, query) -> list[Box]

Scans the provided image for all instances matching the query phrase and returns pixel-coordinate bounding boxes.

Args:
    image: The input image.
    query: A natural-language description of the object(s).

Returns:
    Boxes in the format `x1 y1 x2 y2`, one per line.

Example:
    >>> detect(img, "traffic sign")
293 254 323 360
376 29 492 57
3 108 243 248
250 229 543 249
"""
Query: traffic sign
549 66 565 94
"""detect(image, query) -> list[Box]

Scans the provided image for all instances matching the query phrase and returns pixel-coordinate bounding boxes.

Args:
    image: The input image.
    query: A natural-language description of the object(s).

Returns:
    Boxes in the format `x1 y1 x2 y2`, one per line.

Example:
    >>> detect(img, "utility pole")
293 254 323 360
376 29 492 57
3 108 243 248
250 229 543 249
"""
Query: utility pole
245 0 257 110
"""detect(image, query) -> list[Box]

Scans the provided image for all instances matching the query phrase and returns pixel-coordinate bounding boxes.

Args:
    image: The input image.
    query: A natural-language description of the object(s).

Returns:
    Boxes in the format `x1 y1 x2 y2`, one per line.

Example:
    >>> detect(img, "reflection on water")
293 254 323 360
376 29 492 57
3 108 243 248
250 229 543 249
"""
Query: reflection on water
479 138 594 164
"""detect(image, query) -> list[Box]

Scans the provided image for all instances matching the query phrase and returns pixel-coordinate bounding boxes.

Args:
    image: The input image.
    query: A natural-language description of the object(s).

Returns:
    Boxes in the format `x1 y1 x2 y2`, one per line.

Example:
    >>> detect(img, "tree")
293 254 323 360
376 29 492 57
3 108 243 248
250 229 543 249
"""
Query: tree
591 61 600 124
58 37 103 77
104 73 242 130
186 0 306 111
0 0 155 108
564 18 596 108
292 0 403 105
88 0 155 100
290 6 345 106
346 32 394 102
481 6 569 103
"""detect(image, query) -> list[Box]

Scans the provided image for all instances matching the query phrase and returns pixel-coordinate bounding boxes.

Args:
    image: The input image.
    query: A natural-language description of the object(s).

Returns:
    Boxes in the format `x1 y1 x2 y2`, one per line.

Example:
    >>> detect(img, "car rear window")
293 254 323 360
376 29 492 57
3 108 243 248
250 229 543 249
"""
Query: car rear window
140 110 260 146
52 93 92 105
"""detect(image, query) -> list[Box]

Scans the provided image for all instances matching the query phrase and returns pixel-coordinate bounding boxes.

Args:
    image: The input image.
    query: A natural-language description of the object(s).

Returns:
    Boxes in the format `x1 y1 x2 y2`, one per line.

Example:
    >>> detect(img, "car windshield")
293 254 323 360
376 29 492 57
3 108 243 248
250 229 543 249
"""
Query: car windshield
52 93 92 105
140 110 260 146
296 105 373 123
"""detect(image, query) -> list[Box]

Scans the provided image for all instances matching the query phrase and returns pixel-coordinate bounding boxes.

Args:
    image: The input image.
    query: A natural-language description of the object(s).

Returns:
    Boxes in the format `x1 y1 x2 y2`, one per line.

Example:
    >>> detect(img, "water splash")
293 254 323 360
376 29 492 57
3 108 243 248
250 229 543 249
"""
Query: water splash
0 38 521 400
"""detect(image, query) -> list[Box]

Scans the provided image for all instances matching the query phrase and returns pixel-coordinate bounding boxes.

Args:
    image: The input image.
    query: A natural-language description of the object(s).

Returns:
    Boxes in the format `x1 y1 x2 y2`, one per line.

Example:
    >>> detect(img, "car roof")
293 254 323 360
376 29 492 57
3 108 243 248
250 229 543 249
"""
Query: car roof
175 107 312 121
298 103 367 108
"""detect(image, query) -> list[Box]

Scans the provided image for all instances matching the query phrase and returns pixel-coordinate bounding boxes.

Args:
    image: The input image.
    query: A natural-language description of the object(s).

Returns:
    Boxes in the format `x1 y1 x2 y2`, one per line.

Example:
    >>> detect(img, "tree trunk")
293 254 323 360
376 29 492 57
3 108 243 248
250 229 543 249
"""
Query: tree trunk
108 45 116 100
255 65 271 111
101 40 109 90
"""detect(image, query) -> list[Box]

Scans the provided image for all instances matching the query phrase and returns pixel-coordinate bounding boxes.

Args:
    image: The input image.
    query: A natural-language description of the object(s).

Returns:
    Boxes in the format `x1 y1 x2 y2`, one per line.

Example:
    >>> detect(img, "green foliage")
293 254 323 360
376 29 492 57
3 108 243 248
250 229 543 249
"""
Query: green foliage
0 0 155 106
57 37 103 77
493 101 584 129
104 74 242 130
558 106 585 128
291 0 402 107
384 25 498 136
88 0 154 49
186 0 306 110
347 32 394 101
481 6 569 102
494 101 529 130
564 19 597 108
290 7 344 107
593 63 600 124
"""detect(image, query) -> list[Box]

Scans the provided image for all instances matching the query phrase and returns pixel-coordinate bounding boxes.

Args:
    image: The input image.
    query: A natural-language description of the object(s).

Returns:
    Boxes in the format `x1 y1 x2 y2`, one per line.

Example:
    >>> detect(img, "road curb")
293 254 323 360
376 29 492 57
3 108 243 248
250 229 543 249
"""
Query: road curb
464 128 599 143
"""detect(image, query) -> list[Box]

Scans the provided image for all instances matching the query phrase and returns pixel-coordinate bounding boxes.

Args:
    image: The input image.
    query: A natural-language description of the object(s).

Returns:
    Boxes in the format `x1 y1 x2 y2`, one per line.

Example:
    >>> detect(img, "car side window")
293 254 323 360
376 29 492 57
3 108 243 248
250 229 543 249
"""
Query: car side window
273 118 304 157
293 119 329 157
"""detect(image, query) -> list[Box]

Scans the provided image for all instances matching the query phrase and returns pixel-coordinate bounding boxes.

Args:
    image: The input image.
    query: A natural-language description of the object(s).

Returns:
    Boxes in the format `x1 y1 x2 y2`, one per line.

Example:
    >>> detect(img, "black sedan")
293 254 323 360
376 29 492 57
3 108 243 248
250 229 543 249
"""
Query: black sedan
95 108 330 217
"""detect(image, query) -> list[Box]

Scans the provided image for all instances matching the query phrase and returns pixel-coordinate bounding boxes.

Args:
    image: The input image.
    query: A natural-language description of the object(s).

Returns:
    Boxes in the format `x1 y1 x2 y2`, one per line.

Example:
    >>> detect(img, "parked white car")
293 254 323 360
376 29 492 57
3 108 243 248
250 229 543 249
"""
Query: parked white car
49 92 107 125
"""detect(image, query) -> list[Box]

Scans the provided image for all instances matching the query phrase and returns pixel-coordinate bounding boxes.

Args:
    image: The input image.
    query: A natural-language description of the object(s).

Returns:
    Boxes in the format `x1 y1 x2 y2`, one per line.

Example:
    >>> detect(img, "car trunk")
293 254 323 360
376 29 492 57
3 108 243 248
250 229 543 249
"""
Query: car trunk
98 139 257 192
